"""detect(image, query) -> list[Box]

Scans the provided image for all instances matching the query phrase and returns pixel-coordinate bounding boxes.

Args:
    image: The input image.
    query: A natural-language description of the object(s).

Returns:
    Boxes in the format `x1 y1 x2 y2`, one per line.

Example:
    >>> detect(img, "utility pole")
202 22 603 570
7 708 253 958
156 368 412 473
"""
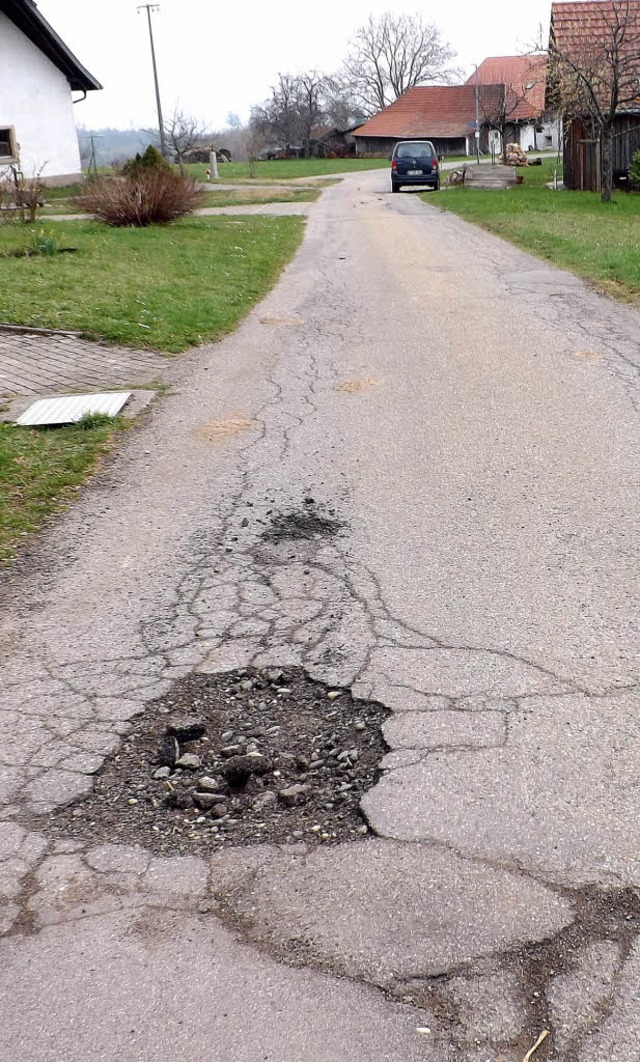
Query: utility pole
473 64 481 166
137 4 167 158
80 133 103 176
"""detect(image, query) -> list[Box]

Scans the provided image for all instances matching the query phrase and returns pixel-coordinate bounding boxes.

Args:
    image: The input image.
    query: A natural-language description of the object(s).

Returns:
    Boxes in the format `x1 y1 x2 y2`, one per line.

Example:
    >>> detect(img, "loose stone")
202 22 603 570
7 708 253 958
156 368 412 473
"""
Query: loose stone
194 792 227 809
175 753 201 770
159 735 180 768
222 754 271 788
167 719 207 742
197 776 224 792
278 784 309 807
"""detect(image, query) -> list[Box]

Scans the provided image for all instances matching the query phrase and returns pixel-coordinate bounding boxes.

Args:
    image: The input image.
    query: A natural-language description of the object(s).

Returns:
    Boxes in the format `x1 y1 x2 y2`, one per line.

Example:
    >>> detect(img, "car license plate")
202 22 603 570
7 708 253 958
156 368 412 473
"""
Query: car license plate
407 169 422 175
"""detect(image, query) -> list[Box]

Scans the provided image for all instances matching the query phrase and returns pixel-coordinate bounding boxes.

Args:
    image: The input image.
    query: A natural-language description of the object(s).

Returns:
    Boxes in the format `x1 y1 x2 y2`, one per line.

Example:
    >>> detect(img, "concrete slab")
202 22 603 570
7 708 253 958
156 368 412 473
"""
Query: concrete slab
2 389 157 423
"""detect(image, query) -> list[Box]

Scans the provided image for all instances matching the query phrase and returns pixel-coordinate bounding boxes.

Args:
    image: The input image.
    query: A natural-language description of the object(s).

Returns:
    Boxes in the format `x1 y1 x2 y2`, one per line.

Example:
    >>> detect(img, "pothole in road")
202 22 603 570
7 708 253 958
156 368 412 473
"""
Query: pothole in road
43 668 388 855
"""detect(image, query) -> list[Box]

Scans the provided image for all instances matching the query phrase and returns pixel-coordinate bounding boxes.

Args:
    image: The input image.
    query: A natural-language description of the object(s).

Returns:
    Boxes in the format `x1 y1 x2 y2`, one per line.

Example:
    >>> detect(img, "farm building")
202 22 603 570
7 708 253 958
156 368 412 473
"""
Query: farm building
550 0 640 191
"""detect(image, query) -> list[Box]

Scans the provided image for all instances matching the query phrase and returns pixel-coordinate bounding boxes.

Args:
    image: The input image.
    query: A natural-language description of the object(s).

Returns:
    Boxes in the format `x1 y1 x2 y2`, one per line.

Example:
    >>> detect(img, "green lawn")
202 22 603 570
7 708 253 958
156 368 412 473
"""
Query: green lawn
186 157 388 182
433 159 640 301
0 417 121 563
0 215 305 351
41 182 86 201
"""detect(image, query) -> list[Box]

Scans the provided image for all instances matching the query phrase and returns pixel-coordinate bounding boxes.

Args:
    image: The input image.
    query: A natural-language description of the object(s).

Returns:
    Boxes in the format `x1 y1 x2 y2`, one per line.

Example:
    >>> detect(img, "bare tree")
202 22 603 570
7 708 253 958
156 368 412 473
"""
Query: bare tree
549 0 640 201
162 108 209 174
251 72 332 156
296 72 331 156
246 125 267 177
251 74 304 152
341 12 457 116
324 79 367 129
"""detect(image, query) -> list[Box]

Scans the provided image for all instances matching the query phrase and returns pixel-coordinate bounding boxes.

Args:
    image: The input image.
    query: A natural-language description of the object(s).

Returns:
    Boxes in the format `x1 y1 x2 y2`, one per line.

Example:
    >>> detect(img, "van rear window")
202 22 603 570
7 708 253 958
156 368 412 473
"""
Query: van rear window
395 142 434 158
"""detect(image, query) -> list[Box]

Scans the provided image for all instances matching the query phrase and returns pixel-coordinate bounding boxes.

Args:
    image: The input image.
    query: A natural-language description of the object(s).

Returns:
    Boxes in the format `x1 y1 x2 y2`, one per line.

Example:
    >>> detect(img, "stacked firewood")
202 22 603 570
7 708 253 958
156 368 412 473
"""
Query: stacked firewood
505 143 528 166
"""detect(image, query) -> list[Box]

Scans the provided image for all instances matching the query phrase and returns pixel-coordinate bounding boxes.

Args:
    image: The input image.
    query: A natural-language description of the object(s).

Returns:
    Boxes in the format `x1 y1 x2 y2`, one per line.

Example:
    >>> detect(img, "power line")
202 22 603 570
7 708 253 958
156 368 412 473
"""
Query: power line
137 4 167 158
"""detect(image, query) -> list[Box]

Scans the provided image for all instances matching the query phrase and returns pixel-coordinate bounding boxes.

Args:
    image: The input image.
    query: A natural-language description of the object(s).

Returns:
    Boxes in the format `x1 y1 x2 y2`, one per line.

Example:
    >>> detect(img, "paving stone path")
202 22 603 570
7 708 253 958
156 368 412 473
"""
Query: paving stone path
0 330 170 400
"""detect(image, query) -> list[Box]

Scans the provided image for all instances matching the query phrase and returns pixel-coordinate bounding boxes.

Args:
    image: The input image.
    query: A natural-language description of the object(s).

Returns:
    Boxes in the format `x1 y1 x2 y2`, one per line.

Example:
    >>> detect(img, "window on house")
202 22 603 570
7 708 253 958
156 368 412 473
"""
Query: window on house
545 134 553 145
0 128 16 159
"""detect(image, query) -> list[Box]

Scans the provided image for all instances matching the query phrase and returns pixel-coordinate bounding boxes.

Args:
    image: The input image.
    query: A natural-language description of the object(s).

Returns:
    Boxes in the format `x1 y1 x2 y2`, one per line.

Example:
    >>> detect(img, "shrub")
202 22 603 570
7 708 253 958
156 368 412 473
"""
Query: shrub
0 165 45 224
629 148 640 190
74 168 204 227
121 144 170 177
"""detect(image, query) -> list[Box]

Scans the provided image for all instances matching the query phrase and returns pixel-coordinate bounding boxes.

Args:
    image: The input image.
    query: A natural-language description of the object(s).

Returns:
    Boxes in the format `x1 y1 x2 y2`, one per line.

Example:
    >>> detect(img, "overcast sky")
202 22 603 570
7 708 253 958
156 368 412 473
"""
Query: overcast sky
38 0 553 130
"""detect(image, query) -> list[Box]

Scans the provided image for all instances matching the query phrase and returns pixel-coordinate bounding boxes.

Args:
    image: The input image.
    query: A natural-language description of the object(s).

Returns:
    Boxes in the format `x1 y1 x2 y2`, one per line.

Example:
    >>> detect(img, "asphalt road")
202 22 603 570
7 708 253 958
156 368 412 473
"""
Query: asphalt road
1 169 639 1061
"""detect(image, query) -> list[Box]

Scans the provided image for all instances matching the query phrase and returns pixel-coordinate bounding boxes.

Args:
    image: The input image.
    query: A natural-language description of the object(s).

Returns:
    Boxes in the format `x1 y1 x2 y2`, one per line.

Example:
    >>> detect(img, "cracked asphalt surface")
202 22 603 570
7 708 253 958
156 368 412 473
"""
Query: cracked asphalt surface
1 169 639 1061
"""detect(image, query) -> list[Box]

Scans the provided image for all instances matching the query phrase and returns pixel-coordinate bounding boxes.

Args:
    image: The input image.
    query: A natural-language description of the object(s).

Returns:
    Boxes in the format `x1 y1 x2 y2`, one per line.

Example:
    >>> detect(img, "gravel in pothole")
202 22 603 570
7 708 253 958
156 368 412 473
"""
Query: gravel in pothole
44 668 388 854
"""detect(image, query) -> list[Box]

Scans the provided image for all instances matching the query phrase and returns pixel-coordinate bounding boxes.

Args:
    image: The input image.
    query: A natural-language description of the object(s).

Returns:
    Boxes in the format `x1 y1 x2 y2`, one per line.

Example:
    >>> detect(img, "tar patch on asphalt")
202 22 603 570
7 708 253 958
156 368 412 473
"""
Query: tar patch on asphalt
195 416 255 443
259 316 303 327
260 501 344 543
335 377 382 394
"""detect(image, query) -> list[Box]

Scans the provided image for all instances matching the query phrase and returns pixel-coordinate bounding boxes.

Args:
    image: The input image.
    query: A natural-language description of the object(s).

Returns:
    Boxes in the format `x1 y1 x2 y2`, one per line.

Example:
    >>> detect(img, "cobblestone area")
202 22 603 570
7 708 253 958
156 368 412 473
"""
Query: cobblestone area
0 330 169 399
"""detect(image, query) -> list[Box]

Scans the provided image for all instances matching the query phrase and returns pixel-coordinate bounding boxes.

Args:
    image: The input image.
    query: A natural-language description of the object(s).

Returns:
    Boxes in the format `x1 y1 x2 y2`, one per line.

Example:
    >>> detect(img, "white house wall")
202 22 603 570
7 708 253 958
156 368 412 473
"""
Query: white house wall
535 120 562 153
0 10 83 181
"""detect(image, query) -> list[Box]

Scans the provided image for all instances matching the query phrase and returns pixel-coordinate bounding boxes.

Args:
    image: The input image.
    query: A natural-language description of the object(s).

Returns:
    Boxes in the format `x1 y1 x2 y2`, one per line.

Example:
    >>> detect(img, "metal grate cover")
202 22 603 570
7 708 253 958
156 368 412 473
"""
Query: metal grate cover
16 392 132 427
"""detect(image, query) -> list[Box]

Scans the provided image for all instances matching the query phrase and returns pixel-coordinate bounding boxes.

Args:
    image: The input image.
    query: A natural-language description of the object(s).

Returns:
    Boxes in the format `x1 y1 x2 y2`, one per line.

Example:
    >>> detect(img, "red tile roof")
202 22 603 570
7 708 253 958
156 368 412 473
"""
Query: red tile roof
551 0 640 51
353 85 502 140
550 0 640 110
466 55 548 120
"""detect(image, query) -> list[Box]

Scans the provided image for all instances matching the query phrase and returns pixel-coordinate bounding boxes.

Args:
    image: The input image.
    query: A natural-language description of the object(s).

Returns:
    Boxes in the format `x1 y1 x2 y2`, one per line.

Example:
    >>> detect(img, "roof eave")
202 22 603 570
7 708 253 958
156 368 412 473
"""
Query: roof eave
2 0 101 91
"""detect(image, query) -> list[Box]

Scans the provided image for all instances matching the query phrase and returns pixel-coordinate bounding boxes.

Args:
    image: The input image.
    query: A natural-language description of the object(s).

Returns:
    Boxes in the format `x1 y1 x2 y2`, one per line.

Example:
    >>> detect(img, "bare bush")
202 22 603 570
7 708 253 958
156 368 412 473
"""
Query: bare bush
0 165 46 223
74 168 204 227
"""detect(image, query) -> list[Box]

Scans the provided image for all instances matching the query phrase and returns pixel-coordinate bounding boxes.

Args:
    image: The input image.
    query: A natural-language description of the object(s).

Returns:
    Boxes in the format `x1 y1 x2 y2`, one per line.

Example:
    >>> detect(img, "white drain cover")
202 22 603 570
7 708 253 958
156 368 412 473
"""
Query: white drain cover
17 391 132 426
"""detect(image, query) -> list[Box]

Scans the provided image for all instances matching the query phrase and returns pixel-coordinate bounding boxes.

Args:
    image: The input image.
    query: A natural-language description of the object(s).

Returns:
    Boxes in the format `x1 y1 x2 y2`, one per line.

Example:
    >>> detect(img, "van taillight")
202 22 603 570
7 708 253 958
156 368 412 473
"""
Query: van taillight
391 160 397 170
432 158 438 169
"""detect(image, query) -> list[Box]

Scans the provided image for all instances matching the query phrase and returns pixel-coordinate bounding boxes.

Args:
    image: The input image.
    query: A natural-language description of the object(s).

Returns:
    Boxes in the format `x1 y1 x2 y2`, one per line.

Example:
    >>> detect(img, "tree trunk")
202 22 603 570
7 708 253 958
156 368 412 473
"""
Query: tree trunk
600 125 613 203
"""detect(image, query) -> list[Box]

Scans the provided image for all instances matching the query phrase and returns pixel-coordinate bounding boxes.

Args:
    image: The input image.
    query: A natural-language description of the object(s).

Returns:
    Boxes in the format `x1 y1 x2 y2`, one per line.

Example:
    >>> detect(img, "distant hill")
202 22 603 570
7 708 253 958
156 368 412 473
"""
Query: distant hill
77 127 154 167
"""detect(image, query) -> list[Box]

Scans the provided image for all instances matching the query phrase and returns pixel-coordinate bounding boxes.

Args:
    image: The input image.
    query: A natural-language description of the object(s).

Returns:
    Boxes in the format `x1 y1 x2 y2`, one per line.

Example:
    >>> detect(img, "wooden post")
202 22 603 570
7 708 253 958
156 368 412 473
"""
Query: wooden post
209 151 219 180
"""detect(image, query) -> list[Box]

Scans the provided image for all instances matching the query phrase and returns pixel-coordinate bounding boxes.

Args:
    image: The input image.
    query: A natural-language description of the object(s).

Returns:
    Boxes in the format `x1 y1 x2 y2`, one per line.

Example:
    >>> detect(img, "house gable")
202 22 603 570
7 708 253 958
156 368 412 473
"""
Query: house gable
0 3 100 180
0 0 101 91
466 55 548 121
353 85 503 142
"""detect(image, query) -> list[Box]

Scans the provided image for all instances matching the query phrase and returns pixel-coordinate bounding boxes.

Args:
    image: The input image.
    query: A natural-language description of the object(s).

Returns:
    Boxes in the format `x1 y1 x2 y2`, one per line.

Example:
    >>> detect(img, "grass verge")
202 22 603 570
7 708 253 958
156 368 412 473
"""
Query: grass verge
0 215 305 351
187 157 388 181
0 416 121 564
200 186 321 207
433 159 640 302
39 185 324 214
